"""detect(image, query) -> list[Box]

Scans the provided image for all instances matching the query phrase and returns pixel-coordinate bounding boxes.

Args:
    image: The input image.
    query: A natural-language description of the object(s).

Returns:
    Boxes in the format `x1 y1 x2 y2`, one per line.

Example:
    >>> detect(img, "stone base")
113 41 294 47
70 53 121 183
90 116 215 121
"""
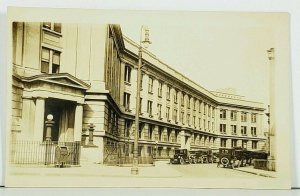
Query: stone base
267 159 276 171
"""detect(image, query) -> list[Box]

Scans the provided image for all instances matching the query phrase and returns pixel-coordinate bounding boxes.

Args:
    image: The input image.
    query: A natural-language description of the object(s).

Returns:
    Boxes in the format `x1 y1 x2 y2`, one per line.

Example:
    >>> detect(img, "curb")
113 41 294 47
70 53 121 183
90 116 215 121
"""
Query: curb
233 168 276 178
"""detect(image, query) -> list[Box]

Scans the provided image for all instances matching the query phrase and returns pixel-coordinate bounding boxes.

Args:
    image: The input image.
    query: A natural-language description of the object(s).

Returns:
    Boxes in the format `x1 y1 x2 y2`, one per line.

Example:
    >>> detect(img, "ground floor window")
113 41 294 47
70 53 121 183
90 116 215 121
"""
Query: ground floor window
221 138 227 147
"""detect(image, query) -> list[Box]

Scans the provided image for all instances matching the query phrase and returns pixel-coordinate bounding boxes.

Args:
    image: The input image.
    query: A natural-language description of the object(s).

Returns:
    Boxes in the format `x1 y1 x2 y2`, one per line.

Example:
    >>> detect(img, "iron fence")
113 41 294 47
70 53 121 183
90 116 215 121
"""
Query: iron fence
10 140 81 166
103 142 155 166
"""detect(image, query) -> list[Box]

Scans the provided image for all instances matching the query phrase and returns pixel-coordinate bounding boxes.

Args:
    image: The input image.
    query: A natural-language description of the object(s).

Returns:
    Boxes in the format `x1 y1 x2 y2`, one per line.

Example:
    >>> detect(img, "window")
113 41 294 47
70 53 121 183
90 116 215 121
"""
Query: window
242 140 248 149
212 122 214 131
187 114 190 125
139 98 142 114
231 125 237 135
173 109 178 122
241 112 247 122
251 127 257 136
166 86 170 100
148 125 154 140
251 113 257 123
41 47 61 74
123 93 131 111
221 139 227 147
212 107 215 117
208 121 210 130
124 120 131 137
187 97 191 109
232 139 237 147
174 90 178 103
252 141 257 149
124 65 131 83
220 124 226 134
193 100 196 111
42 22 62 33
180 111 184 124
147 101 153 116
166 107 170 120
231 111 237 121
181 93 185 106
148 77 153 93
208 105 211 117
193 116 196 127
199 101 202 113
157 104 162 119
204 103 207 114
220 109 226 119
158 82 162 97
203 119 206 129
241 126 247 135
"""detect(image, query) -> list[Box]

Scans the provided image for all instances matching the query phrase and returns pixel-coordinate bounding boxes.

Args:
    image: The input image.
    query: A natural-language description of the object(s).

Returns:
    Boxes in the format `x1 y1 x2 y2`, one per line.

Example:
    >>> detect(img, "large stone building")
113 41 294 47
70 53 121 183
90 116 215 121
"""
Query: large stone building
10 22 266 165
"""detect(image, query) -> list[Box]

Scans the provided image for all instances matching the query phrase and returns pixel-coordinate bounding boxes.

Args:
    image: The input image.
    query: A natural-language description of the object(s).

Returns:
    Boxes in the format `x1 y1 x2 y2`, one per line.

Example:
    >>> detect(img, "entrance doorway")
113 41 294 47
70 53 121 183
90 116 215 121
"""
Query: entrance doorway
43 98 76 142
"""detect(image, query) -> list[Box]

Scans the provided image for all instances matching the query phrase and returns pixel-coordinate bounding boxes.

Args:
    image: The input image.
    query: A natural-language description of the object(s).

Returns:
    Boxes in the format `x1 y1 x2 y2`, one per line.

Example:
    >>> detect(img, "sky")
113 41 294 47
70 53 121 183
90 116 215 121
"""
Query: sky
121 12 288 105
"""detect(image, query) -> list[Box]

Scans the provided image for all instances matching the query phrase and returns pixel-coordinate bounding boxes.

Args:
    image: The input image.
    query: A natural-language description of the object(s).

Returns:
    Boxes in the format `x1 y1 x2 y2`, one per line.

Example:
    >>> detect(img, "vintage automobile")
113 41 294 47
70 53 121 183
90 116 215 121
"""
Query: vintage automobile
217 147 268 168
170 149 193 164
217 147 240 168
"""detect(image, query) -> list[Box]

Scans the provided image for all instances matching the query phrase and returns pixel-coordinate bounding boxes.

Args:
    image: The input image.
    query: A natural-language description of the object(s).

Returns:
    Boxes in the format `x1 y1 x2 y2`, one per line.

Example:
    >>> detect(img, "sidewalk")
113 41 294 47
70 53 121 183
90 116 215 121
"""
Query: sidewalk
9 160 183 178
233 166 277 178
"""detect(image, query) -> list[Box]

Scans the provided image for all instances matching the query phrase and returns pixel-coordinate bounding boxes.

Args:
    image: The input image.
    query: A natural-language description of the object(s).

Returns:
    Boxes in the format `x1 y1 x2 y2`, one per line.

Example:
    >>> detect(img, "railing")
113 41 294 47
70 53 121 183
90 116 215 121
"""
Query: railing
10 140 81 166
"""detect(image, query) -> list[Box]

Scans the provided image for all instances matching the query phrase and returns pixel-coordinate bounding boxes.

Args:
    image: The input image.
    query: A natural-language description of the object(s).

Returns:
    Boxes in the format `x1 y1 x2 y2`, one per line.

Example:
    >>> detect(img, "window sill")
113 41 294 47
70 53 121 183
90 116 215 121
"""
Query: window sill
124 81 131 86
42 27 62 37
148 92 154 95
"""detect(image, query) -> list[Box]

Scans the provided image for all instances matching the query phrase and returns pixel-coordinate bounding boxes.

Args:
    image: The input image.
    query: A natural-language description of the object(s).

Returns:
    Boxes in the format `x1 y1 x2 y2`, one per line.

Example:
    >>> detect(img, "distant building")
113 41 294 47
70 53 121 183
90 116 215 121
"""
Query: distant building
10 23 266 165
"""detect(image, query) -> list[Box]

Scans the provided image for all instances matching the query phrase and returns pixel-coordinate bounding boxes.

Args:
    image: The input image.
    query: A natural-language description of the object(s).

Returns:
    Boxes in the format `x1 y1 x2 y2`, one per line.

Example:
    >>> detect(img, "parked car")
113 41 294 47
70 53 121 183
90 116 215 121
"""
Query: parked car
217 148 239 168
170 149 192 164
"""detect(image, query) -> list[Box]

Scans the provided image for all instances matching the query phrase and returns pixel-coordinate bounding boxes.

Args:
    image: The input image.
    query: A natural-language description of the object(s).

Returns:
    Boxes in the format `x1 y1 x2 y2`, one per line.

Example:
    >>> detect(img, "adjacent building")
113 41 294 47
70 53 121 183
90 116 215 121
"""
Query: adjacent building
10 22 266 165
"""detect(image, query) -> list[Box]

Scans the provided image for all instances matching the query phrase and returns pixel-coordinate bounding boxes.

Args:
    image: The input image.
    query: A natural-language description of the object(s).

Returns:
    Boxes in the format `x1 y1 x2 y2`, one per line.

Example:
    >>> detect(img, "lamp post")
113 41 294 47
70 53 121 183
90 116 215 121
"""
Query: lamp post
267 47 276 171
131 26 152 175
45 114 54 165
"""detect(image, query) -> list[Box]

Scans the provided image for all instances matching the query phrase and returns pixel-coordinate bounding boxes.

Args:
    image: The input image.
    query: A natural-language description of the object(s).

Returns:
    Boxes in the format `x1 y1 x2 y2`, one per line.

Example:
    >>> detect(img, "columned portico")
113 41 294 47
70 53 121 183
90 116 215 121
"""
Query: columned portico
33 97 45 141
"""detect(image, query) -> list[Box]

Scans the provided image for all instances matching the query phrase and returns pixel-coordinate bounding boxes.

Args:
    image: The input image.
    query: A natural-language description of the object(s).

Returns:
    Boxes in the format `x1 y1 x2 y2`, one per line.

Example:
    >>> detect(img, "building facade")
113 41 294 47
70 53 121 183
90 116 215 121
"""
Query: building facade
10 22 266 165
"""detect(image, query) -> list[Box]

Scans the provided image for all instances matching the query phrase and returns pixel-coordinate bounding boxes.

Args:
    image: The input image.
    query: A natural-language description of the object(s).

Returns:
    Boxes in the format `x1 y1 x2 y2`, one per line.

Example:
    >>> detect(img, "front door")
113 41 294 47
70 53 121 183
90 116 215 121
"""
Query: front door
44 98 76 142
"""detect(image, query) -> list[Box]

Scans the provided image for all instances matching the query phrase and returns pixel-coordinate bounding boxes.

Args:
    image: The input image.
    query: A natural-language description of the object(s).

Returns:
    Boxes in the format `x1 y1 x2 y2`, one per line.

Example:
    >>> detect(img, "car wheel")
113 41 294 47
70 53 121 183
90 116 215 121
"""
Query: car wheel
220 157 229 168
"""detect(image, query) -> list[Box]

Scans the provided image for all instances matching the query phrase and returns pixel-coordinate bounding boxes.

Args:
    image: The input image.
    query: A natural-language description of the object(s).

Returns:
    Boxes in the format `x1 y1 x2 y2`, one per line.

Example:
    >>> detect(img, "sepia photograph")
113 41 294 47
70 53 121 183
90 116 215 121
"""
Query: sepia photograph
5 8 292 188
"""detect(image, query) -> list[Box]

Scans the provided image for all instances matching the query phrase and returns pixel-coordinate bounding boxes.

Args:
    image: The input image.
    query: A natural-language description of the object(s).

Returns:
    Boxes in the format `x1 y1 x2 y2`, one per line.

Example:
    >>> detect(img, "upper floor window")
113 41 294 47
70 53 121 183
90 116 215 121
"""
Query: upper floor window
193 100 196 111
232 139 237 147
124 65 131 83
187 114 190 125
180 111 184 124
212 107 215 117
157 104 162 119
173 109 178 122
220 124 226 134
241 112 247 122
231 111 237 121
158 82 162 97
181 93 185 106
208 105 211 117
251 113 257 123
42 22 62 33
251 127 257 136
166 86 171 100
41 47 60 74
231 125 237 134
147 101 153 116
148 77 153 93
241 126 247 135
204 103 207 114
123 92 131 111
174 90 178 103
166 107 170 121
220 109 226 119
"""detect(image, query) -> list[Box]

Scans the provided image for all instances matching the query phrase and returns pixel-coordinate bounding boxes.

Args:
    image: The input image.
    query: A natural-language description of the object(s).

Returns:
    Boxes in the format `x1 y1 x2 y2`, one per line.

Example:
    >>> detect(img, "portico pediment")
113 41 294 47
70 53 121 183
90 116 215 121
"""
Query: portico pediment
21 73 90 90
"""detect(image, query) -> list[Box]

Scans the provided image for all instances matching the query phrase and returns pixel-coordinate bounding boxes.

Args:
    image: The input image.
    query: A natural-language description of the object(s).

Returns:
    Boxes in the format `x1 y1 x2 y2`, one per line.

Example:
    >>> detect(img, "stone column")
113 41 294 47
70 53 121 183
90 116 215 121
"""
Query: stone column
74 103 83 142
34 97 45 141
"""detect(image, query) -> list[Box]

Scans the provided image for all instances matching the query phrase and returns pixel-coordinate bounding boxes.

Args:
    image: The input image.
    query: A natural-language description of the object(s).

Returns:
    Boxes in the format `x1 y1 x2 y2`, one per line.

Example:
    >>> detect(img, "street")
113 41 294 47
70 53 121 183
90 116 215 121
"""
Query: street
6 160 278 188
169 163 265 179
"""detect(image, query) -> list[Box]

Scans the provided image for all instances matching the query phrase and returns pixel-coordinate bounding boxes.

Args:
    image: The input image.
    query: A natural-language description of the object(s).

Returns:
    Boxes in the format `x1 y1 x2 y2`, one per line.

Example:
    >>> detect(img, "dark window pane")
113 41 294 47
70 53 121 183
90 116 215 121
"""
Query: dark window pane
41 61 49 73
54 23 61 33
